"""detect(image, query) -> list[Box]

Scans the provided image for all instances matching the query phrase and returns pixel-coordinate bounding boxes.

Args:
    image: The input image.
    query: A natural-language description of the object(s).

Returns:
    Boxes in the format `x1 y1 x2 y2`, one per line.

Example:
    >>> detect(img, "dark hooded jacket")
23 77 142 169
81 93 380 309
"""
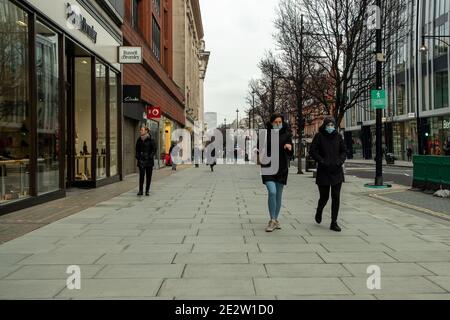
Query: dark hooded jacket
136 134 156 168
260 122 294 185
309 118 347 186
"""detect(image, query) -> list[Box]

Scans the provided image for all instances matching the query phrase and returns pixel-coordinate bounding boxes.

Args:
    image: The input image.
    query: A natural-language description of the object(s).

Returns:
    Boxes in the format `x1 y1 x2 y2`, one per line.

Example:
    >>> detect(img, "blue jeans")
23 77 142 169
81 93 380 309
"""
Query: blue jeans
265 181 284 220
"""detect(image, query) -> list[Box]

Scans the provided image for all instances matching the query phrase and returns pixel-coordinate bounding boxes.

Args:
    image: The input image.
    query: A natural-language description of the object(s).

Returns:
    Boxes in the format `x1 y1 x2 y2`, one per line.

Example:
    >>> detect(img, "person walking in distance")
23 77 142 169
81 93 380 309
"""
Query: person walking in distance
310 117 347 232
407 146 413 162
136 126 156 196
205 136 217 172
259 113 294 232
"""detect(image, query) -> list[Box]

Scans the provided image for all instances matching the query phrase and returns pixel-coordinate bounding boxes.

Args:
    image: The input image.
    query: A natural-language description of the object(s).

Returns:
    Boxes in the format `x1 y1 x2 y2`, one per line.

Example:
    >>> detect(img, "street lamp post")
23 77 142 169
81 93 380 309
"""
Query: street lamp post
251 90 256 129
297 14 305 175
374 0 383 187
236 109 239 130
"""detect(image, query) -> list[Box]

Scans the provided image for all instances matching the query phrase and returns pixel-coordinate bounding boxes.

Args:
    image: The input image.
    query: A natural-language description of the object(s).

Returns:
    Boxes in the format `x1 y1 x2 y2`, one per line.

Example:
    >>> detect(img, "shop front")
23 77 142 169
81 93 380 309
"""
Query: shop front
422 115 450 156
0 0 123 214
160 116 182 166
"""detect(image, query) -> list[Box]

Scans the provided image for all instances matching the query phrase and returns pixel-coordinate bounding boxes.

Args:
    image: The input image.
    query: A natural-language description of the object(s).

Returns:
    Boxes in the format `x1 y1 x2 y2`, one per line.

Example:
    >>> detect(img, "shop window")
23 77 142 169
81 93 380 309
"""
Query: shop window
96 63 107 180
0 0 30 203
153 0 161 16
109 71 118 176
131 0 140 31
152 17 161 61
74 57 92 181
36 21 60 194
396 84 406 115
434 71 448 109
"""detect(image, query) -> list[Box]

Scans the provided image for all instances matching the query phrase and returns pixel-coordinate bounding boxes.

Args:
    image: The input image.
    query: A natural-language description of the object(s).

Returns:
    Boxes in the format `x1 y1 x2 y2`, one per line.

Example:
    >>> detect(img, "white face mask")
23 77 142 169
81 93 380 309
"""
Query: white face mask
273 124 282 130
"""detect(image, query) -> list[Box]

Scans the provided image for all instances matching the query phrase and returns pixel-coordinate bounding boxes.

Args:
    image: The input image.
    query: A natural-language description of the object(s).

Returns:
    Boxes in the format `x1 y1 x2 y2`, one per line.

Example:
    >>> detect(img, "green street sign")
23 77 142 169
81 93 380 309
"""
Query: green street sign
371 89 386 109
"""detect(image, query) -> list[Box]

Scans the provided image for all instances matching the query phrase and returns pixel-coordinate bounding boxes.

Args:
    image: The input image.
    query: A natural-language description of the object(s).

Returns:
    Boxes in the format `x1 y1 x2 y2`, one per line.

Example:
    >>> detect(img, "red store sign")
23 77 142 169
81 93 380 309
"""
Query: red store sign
147 106 161 119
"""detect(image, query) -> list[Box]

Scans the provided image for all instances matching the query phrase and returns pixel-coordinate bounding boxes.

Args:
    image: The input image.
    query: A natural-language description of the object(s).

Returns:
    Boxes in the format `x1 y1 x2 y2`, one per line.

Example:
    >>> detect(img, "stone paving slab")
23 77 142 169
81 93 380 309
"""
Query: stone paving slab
173 253 249 264
192 243 259 253
418 262 450 276
317 252 397 263
158 279 255 297
18 253 104 265
426 276 450 291
302 236 369 244
95 264 184 279
56 279 163 298
183 236 245 244
124 244 193 253
254 278 351 296
0 280 66 299
248 253 323 264
0 265 22 279
341 276 447 295
387 251 450 262
258 243 325 253
5 265 104 280
119 236 185 245
95 253 176 265
183 264 267 278
266 264 352 278
342 263 434 277
51 244 127 254
320 243 393 252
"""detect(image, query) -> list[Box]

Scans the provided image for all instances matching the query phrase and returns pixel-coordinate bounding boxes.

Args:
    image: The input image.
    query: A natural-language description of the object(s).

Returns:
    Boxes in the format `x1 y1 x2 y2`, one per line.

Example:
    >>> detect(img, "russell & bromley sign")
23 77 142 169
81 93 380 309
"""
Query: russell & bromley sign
119 47 143 64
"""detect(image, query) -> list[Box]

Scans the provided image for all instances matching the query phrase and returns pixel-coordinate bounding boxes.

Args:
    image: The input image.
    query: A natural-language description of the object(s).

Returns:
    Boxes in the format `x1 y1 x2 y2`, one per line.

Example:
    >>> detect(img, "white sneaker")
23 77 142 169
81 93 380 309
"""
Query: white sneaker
274 220 281 230
265 220 276 232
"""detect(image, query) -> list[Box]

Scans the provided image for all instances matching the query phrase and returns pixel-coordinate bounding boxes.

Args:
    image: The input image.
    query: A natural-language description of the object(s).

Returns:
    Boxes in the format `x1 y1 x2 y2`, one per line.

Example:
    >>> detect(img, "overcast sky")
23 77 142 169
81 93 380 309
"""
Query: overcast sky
199 0 279 126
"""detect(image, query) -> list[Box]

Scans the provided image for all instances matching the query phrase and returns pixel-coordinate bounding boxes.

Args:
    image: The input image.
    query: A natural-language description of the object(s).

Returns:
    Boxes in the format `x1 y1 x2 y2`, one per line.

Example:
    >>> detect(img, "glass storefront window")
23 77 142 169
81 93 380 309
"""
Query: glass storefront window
0 0 30 203
109 71 118 176
407 120 418 154
36 21 59 194
434 71 448 110
96 63 107 180
74 57 92 181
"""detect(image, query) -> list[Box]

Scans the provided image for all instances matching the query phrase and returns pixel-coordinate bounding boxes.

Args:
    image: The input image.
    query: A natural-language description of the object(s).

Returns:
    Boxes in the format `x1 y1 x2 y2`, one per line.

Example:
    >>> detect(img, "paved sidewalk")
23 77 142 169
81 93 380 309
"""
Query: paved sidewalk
0 165 189 244
374 190 450 217
1 165 450 299
347 159 413 168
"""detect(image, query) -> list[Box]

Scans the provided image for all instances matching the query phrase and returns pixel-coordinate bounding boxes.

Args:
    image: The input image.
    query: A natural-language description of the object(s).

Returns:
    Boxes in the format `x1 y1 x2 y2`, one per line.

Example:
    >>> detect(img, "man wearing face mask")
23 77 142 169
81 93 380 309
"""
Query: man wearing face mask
309 117 347 232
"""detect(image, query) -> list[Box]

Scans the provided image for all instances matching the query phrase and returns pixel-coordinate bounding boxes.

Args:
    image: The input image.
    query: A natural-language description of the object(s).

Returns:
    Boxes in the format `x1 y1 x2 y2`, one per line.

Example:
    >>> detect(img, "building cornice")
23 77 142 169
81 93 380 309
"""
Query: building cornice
190 0 204 39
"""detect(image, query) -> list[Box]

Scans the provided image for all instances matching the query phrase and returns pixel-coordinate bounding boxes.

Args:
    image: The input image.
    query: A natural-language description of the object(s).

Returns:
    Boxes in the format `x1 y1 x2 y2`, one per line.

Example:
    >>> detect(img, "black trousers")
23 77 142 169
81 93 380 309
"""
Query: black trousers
317 183 342 223
139 166 153 192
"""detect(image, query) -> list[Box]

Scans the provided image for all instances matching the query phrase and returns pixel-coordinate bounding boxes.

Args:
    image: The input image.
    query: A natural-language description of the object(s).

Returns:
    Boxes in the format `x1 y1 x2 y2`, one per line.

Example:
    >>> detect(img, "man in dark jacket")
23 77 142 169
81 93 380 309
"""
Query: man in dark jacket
309 117 347 232
136 126 156 196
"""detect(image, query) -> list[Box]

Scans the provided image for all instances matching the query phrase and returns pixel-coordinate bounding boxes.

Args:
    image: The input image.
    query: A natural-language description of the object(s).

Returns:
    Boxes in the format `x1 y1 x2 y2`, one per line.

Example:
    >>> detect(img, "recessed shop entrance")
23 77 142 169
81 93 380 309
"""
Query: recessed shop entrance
64 40 121 188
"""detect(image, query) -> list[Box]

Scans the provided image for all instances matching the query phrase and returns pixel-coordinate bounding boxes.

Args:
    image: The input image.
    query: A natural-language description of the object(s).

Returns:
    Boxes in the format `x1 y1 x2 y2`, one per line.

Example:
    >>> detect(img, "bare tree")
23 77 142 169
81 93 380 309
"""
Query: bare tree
246 52 289 126
298 0 408 126
274 0 329 173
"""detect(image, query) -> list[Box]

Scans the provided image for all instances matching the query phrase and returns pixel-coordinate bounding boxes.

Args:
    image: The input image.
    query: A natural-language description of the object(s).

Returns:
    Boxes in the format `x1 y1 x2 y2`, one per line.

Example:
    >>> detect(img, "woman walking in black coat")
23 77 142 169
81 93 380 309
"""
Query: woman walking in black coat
136 126 157 196
205 137 217 172
309 117 347 232
259 113 294 232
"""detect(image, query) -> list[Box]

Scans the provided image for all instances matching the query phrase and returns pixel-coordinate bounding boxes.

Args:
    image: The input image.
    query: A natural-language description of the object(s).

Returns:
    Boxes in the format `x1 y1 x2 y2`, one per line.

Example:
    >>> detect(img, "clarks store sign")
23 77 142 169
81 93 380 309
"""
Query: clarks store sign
66 3 98 43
